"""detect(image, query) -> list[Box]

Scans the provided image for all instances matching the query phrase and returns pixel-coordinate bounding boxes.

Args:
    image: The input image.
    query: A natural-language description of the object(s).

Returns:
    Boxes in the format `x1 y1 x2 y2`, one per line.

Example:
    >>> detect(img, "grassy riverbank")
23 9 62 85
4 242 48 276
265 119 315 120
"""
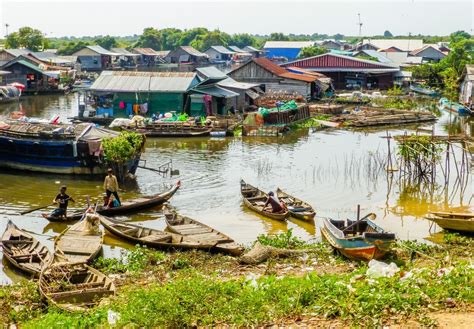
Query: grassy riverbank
1 232 472 328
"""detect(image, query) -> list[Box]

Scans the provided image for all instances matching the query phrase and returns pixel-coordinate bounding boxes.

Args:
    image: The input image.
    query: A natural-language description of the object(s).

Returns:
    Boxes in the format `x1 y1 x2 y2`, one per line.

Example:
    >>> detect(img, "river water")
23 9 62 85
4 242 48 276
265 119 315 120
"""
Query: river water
0 94 472 284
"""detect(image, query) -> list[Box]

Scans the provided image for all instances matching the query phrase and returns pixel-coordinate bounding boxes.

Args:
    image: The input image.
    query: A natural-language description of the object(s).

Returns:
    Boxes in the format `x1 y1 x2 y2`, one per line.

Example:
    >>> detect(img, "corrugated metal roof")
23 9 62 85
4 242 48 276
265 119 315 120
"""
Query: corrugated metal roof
253 58 318 83
90 71 197 92
180 46 207 57
410 45 446 57
132 48 161 56
196 66 228 79
283 53 398 70
3 49 30 57
263 41 315 49
86 45 120 56
353 50 393 63
155 50 170 57
217 77 260 90
243 46 261 52
30 52 76 64
362 39 424 52
208 46 234 55
111 48 141 56
5 59 43 73
0 70 11 75
192 85 239 98
228 46 245 53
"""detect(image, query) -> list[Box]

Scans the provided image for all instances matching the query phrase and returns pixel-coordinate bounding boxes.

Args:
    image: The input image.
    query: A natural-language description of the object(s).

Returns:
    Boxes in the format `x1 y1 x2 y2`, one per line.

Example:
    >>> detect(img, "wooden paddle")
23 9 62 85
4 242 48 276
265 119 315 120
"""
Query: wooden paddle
19 201 61 215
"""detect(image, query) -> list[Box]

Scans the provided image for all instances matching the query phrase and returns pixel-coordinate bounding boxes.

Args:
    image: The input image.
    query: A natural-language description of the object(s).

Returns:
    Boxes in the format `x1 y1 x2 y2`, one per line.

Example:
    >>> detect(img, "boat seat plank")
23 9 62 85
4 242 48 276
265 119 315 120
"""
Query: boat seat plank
177 228 214 235
140 234 171 242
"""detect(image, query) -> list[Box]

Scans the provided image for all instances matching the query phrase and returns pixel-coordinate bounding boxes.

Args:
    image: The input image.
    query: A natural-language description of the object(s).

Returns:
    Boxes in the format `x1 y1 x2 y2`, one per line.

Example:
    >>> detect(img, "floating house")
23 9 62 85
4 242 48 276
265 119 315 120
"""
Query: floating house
228 58 324 99
204 46 235 63
281 53 399 90
131 48 166 66
243 46 263 58
0 49 31 66
380 52 423 67
1 55 75 93
111 48 141 68
87 71 199 118
319 40 345 51
194 66 261 113
357 39 424 52
165 46 209 65
263 41 315 61
460 64 474 108
29 52 77 68
409 45 447 62
72 45 120 71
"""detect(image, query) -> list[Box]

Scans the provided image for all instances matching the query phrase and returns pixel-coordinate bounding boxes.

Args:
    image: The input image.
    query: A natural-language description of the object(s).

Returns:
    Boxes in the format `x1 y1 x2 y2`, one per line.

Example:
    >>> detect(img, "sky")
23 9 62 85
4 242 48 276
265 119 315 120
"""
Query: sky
0 0 472 38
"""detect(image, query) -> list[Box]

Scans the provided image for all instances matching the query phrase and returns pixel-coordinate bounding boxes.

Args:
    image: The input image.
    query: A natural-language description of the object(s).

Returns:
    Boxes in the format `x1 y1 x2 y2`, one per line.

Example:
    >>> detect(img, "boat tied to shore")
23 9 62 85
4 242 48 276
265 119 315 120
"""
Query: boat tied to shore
99 215 217 251
425 211 474 233
0 121 142 175
1 220 53 276
240 179 289 221
55 214 103 263
164 208 244 256
276 188 316 221
39 254 115 312
42 181 181 222
320 214 396 261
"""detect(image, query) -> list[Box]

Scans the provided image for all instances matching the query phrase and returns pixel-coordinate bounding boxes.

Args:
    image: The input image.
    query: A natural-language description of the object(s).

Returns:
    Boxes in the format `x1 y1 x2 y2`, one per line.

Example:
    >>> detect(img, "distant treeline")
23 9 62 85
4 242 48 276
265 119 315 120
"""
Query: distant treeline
0 26 454 55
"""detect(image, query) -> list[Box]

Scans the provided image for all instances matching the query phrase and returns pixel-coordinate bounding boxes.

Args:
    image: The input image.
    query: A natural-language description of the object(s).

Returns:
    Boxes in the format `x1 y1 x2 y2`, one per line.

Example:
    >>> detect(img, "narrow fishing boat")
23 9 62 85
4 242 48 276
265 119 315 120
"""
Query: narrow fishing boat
55 214 103 263
42 182 181 222
240 179 289 221
0 85 21 104
123 124 212 138
425 211 474 233
1 220 52 275
276 188 316 221
99 215 216 251
320 215 396 261
438 98 472 116
164 209 244 256
410 84 439 97
39 255 115 312
240 180 289 220
0 122 142 175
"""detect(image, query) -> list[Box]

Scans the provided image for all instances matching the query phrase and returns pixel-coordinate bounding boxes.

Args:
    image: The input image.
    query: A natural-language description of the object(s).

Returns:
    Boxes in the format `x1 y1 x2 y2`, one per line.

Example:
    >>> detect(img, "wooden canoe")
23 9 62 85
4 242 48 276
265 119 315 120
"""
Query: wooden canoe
1 220 52 276
320 216 396 261
99 215 217 251
39 256 115 312
240 179 288 221
276 188 316 221
42 182 180 222
55 214 103 263
123 126 212 138
164 209 244 256
426 212 474 233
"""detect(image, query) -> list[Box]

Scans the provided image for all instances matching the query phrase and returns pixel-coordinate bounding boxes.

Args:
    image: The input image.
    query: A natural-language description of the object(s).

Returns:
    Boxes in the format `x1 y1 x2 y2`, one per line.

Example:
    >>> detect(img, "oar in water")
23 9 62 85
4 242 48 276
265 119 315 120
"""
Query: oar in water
19 201 65 215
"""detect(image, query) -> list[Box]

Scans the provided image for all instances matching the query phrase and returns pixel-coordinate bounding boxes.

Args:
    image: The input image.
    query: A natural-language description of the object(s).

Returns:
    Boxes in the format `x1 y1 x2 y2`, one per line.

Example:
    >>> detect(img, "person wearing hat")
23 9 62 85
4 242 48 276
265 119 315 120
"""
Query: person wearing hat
264 191 284 213
103 168 121 206
52 185 75 218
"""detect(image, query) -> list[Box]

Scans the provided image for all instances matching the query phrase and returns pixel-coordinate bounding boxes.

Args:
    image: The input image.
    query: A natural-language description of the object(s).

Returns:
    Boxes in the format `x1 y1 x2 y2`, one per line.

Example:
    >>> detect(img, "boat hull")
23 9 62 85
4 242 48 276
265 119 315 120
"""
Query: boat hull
427 216 474 233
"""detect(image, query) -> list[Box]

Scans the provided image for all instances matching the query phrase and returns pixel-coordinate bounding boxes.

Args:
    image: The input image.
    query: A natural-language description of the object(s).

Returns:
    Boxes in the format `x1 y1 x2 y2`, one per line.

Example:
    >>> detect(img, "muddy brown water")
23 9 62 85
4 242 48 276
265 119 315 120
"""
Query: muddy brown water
0 94 472 284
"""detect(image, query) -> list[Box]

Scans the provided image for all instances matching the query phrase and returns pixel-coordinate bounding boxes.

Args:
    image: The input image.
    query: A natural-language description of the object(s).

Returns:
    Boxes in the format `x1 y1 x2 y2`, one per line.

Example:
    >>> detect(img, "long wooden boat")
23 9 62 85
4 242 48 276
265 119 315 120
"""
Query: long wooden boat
164 210 244 256
99 215 217 251
410 84 439 97
1 220 52 275
240 179 288 221
55 214 103 263
320 216 396 261
0 122 141 175
438 97 472 116
123 125 212 138
39 256 115 312
276 188 315 221
425 211 474 233
42 182 180 222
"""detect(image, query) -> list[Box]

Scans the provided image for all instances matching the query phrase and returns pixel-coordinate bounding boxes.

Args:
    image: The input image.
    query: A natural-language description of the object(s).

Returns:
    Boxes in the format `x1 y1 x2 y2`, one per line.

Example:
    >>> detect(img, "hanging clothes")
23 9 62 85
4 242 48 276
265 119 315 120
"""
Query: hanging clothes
140 102 148 114
119 101 125 109
126 103 133 117
203 94 212 116
133 104 140 115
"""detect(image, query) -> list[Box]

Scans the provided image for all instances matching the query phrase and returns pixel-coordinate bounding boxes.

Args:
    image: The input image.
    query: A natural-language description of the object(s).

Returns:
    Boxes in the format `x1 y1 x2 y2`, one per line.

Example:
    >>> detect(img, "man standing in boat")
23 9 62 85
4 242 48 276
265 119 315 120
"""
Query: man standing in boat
103 168 121 206
53 185 75 218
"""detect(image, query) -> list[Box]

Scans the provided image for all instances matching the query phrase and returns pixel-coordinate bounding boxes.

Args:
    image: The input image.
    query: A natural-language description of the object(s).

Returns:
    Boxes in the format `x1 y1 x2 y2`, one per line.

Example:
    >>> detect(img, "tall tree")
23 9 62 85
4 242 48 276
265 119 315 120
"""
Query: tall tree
230 33 257 48
5 27 47 51
269 33 290 41
94 35 118 50
383 30 393 37
133 27 162 50
298 46 327 58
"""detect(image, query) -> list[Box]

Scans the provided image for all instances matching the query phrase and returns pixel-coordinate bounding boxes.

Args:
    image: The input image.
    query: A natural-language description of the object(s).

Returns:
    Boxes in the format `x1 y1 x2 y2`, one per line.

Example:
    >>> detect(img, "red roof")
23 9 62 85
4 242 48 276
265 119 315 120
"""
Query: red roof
253 58 318 82
282 53 395 70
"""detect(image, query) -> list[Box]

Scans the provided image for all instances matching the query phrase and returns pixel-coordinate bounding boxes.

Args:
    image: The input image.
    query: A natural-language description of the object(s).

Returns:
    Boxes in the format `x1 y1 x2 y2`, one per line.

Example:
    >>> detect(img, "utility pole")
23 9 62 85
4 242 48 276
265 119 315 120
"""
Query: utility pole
357 13 363 37
5 23 9 37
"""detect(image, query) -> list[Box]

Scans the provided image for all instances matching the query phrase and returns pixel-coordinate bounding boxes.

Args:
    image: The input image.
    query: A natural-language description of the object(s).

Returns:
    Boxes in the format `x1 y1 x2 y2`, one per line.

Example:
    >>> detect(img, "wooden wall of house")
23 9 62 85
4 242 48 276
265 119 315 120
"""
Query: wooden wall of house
229 61 278 82
0 51 15 64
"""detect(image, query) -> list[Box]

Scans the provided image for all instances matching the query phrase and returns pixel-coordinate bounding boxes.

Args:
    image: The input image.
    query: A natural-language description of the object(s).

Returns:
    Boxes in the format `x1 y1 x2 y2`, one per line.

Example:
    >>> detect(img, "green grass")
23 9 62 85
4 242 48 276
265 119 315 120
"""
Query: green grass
23 262 473 328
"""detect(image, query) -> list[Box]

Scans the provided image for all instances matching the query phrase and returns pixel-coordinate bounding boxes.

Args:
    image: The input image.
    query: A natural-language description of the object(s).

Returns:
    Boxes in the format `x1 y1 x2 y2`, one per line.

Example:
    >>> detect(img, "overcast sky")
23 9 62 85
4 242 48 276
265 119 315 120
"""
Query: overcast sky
0 0 472 38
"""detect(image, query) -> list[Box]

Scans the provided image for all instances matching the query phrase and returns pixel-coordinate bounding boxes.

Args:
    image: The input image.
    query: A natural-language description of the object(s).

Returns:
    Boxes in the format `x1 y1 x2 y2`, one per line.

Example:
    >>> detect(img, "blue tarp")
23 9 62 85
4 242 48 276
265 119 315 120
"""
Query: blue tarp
264 48 301 60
